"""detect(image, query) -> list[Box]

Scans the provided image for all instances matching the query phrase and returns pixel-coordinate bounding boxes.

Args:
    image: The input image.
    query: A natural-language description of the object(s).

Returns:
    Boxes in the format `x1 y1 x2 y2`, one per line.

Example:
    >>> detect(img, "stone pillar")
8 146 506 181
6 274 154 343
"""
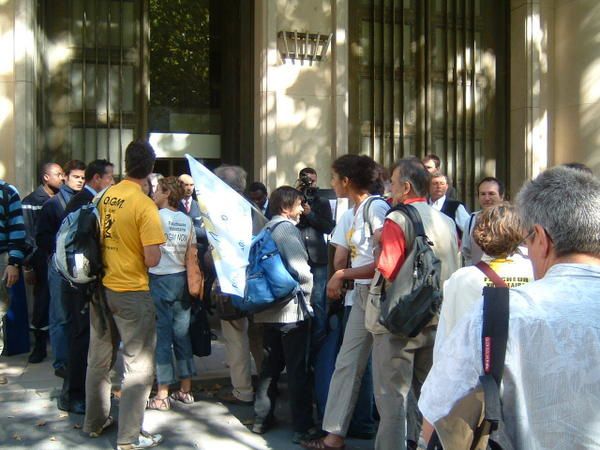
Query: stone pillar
554 0 600 174
510 0 554 195
254 0 348 189
0 0 37 195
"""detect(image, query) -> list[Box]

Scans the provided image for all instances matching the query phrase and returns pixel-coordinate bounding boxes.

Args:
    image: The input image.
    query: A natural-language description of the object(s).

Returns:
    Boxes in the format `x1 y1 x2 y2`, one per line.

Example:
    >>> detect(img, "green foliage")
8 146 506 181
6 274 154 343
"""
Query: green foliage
149 0 211 109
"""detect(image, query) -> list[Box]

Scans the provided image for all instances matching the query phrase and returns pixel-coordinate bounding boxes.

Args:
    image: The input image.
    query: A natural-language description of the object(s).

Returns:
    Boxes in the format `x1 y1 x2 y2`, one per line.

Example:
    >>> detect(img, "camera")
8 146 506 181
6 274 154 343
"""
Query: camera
298 174 318 204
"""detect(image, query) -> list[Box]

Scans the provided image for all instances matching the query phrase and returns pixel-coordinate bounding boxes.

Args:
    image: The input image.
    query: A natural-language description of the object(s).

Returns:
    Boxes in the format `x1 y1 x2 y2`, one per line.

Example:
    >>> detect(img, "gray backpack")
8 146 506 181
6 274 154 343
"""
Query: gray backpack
378 204 442 337
54 190 106 289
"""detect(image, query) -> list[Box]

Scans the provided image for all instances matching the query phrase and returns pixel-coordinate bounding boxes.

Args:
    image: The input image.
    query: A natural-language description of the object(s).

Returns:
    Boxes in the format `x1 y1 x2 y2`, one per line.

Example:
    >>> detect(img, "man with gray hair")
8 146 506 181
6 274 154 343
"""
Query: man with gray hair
214 164 247 195
361 158 459 450
419 166 600 448
212 164 264 405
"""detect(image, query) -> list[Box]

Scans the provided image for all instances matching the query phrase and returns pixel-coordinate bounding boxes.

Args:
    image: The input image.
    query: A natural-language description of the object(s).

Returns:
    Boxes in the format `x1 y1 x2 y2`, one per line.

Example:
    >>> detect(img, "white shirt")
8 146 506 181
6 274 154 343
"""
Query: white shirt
419 263 600 449
430 195 470 232
149 209 195 275
330 197 389 285
434 250 533 361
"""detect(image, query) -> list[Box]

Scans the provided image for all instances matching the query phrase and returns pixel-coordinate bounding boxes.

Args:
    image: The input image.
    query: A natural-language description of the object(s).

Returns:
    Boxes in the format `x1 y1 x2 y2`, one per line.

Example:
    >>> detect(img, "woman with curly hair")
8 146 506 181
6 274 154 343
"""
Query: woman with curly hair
303 154 389 450
434 202 534 360
146 176 198 410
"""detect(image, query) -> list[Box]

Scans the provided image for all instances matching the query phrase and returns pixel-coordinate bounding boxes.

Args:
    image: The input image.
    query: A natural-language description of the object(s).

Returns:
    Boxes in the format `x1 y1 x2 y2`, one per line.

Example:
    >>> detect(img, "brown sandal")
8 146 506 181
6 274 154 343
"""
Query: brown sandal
301 438 345 450
146 395 171 411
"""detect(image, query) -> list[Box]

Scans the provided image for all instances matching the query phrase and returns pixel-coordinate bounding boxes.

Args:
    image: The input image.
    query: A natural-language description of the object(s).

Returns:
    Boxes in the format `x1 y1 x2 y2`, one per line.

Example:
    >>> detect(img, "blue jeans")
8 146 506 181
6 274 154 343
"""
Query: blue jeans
149 272 196 385
48 259 69 370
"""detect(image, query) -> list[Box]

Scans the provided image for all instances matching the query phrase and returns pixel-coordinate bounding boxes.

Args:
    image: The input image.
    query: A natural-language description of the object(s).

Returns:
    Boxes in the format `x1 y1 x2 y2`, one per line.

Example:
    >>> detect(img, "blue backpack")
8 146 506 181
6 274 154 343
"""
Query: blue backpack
231 221 299 313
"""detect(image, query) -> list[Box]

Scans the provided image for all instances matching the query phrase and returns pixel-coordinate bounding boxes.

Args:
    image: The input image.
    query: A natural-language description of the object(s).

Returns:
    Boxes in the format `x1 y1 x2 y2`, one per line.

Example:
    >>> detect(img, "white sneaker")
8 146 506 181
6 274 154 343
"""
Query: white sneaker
116 431 163 449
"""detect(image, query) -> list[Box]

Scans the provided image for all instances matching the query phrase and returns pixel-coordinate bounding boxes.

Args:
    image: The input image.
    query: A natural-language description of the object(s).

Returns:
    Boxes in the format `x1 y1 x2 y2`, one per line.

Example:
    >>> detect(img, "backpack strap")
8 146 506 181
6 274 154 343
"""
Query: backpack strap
479 277 510 430
56 190 67 211
386 203 426 238
267 220 289 233
92 187 110 207
362 196 387 237
475 261 508 289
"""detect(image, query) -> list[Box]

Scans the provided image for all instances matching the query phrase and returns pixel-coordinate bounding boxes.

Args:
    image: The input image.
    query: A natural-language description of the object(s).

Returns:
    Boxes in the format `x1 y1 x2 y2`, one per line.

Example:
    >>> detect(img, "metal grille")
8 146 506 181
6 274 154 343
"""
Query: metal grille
38 0 141 174
349 0 508 207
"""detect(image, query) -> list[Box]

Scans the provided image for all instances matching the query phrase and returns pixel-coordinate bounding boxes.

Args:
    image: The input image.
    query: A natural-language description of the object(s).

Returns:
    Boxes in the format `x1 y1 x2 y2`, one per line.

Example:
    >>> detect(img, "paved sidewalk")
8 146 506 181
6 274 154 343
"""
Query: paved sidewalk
0 337 375 449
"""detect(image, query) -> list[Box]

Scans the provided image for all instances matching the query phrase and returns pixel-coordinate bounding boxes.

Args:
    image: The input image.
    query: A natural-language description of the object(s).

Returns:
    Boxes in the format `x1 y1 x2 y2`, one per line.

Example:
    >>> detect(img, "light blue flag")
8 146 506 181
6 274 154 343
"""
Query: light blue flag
186 155 252 297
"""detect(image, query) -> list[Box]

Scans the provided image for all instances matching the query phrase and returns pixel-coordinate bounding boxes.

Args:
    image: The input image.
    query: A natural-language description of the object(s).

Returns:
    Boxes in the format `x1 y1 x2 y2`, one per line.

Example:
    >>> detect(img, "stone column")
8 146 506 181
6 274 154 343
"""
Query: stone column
510 0 554 195
0 0 37 194
554 0 600 174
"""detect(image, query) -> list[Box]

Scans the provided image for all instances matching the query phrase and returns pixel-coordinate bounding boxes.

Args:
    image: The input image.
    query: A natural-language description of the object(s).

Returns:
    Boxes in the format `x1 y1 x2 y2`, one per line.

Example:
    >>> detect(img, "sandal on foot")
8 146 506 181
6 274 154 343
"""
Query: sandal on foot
88 416 114 438
301 437 345 450
170 390 194 404
146 396 171 411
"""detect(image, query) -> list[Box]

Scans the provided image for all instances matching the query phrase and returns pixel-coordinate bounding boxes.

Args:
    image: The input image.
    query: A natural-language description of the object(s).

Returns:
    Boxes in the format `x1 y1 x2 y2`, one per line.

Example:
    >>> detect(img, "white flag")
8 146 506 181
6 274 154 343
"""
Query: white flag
186 155 252 297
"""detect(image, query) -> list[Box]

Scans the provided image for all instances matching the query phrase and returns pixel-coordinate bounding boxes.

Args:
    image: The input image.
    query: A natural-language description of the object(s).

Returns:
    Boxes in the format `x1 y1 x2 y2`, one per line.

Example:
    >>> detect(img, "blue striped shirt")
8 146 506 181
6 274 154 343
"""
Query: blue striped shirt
0 181 26 265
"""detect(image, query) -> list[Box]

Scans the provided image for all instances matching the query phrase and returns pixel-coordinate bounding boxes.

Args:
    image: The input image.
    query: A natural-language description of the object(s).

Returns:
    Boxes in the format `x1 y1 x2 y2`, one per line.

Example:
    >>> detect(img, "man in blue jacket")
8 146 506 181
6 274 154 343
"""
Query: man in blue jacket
58 159 113 414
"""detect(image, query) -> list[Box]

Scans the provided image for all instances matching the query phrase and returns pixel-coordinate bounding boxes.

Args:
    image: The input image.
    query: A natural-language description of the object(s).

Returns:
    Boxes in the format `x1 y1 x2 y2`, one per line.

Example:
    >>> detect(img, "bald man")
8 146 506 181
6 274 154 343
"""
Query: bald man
178 174 206 245
22 162 64 363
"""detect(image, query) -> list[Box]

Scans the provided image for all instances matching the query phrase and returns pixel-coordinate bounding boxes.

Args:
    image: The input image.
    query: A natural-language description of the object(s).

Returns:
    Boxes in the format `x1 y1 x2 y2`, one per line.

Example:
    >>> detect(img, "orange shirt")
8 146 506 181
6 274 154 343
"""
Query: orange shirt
99 180 165 292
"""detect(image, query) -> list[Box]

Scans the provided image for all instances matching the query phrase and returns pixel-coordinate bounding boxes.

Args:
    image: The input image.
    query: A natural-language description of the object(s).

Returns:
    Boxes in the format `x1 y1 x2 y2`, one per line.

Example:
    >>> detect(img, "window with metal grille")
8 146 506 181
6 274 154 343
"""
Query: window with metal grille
38 0 141 174
348 0 508 207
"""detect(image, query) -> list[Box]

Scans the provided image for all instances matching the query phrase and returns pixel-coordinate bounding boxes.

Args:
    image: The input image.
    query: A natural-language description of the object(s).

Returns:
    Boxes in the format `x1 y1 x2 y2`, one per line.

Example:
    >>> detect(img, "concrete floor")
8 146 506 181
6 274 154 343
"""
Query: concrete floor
0 334 375 450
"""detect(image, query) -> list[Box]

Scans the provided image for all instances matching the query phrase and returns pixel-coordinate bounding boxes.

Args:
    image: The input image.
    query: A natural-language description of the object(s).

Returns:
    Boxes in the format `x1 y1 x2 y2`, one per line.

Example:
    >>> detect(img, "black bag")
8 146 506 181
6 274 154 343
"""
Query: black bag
427 263 514 450
189 302 212 358
379 204 442 337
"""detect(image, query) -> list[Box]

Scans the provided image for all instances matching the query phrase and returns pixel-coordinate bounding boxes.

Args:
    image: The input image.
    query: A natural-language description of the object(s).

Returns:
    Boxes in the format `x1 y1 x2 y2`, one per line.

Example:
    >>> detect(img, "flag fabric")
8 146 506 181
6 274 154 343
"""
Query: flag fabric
185 155 252 297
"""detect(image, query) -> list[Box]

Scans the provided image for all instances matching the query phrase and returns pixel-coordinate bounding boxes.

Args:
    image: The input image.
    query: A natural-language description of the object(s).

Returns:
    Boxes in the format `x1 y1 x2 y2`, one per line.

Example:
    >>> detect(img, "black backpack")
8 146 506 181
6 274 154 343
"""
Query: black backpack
378 204 442 337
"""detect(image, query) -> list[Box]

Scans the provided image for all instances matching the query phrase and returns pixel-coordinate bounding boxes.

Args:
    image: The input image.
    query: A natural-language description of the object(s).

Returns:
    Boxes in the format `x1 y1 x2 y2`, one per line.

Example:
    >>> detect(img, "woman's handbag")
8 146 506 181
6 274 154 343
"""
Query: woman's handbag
186 230 204 299
189 301 211 358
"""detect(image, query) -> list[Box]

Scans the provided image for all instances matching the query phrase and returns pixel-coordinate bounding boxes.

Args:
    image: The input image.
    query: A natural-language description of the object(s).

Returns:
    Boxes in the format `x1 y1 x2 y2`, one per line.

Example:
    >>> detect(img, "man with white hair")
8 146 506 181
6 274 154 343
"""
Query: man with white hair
419 166 600 448
212 164 264 405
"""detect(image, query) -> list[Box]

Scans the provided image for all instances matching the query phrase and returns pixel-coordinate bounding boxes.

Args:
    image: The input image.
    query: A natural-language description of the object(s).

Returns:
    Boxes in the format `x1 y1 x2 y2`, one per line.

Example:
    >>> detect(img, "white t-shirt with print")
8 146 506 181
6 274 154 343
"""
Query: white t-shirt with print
331 210 355 306
149 208 195 275
330 196 389 286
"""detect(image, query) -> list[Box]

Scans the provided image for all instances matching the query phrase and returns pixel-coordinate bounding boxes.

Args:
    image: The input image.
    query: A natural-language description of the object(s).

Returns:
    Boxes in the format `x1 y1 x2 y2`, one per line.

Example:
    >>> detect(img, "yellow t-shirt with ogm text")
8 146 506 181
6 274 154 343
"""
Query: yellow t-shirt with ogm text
99 180 165 292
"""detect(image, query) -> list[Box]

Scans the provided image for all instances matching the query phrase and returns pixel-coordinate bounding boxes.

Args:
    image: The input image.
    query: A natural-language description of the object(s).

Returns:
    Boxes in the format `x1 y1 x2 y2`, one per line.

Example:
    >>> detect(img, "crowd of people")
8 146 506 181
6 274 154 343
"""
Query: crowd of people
0 139 599 450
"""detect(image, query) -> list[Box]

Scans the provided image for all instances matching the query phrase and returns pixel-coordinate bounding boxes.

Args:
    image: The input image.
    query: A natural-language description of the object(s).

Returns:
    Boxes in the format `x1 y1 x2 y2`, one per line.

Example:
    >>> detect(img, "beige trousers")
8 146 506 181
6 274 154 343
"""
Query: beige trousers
322 284 373 436
371 325 436 450
83 288 156 445
220 317 263 402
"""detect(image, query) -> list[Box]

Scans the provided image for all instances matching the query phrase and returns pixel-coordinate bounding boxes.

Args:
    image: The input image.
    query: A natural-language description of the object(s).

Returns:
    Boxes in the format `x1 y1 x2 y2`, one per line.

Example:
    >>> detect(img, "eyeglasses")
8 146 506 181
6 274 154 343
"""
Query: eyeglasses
519 228 535 247
520 227 554 247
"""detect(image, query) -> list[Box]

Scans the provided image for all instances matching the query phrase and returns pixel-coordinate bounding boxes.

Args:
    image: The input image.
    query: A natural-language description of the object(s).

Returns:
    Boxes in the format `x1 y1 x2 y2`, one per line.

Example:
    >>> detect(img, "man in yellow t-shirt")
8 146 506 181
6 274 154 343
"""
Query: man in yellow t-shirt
84 140 166 450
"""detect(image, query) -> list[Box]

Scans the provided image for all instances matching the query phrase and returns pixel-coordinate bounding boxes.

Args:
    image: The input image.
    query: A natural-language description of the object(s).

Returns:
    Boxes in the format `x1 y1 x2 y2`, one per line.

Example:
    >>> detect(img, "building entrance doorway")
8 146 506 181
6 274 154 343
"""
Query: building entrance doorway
37 0 253 176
